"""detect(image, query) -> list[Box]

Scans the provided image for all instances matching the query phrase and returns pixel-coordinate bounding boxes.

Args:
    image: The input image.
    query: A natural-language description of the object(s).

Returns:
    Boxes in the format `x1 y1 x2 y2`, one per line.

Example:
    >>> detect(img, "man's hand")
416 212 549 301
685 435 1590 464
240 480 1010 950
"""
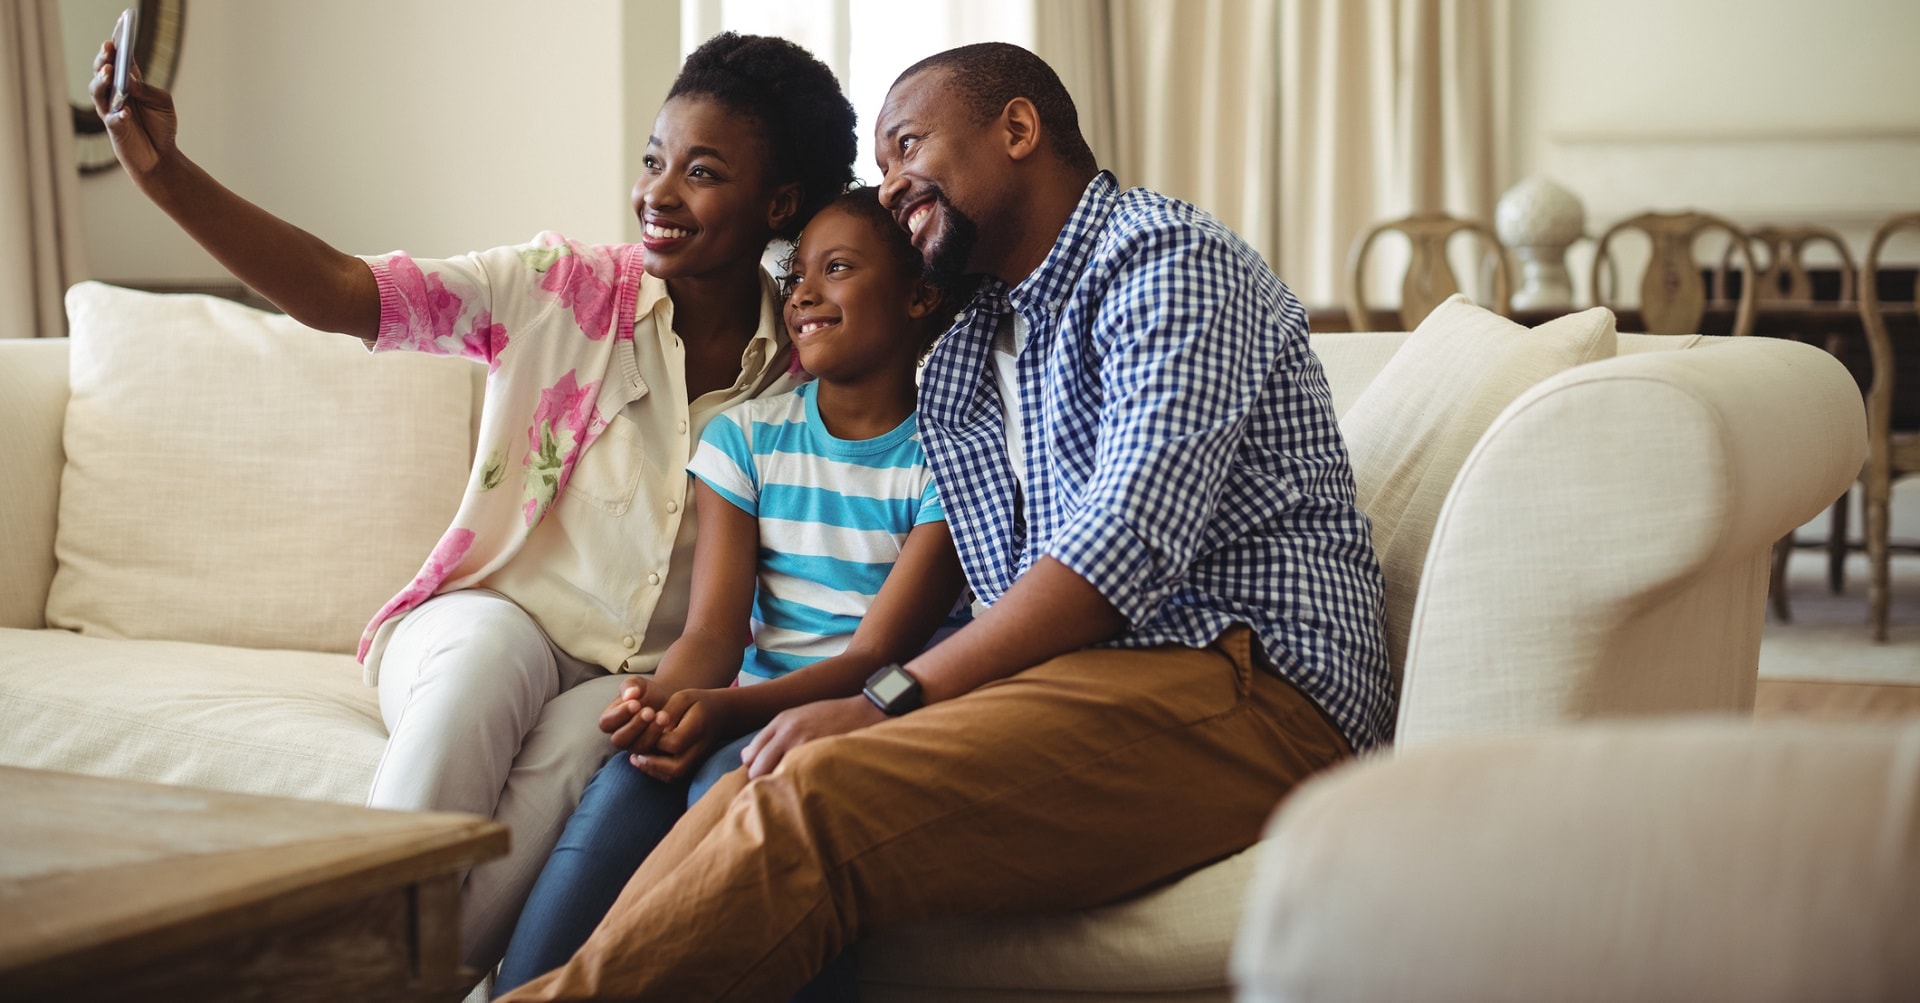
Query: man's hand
626 688 740 783
739 695 886 780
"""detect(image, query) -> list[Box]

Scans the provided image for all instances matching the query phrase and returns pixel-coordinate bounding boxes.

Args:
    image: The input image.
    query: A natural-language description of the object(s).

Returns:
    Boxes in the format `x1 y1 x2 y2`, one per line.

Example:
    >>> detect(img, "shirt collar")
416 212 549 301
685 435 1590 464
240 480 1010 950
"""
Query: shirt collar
638 268 790 376
1005 171 1120 318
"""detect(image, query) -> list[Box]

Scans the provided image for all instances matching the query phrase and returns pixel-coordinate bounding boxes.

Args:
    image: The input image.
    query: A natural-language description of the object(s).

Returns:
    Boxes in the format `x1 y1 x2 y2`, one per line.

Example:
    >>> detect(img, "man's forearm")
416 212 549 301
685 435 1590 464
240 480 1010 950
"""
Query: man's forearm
904 556 1126 704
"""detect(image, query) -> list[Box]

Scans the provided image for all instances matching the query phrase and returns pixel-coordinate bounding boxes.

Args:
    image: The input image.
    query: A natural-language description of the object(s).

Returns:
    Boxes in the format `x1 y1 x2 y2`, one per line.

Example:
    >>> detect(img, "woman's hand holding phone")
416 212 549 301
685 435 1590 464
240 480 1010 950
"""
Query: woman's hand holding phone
108 7 137 111
90 13 178 182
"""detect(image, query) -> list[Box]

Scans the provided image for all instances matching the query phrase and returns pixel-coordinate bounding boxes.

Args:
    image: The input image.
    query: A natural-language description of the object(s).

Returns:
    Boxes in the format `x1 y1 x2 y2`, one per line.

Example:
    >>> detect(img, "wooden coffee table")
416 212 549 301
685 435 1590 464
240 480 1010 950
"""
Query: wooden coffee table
0 766 507 1001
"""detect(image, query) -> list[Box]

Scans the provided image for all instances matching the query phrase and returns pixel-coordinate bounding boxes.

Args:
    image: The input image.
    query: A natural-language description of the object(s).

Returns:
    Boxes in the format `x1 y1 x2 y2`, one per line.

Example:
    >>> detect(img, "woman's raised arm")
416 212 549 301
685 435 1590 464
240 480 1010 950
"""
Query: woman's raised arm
91 39 379 340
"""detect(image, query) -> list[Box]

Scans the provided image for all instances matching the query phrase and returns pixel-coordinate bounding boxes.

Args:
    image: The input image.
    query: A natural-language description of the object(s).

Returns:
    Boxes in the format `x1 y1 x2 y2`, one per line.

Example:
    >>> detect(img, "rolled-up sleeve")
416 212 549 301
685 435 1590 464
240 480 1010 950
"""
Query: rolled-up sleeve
359 233 584 368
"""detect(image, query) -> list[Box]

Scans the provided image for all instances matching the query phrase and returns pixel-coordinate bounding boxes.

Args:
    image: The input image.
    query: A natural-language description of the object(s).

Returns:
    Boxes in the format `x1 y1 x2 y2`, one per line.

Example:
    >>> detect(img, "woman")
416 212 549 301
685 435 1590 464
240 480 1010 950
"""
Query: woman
91 29 857 977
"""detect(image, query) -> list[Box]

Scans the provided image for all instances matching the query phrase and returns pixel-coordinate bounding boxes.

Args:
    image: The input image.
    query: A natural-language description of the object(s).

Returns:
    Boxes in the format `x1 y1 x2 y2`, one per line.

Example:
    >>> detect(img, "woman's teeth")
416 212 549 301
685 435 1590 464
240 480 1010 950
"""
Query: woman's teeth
797 320 837 336
908 204 932 236
645 222 691 239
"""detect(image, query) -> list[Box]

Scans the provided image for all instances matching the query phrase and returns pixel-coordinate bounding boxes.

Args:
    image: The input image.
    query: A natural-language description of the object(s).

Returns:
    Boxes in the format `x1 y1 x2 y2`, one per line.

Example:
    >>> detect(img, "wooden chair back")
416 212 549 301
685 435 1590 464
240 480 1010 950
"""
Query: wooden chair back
1714 224 1858 306
1347 212 1512 331
1714 225 1863 609
1856 211 1920 641
1590 211 1758 336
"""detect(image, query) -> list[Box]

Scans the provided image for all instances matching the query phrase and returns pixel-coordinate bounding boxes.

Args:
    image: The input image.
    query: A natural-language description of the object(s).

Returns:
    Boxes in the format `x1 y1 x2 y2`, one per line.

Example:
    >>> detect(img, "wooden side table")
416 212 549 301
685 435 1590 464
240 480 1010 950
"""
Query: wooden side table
0 766 507 1002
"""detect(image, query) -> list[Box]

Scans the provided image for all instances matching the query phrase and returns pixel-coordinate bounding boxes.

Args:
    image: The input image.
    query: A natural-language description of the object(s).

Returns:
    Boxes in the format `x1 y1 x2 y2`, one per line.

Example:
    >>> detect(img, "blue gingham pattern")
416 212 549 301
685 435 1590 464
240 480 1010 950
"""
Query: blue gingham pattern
917 173 1393 751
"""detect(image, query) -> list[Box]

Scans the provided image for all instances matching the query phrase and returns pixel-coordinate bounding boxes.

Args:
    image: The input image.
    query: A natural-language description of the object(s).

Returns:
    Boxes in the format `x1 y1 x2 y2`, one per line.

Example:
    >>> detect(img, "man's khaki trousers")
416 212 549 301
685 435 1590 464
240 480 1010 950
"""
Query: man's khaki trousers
500 627 1352 1002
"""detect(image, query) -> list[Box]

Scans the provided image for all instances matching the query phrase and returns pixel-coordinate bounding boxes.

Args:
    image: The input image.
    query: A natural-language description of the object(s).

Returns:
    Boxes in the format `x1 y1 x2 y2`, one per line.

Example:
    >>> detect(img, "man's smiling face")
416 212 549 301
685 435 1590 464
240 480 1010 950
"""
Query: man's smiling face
874 69 995 285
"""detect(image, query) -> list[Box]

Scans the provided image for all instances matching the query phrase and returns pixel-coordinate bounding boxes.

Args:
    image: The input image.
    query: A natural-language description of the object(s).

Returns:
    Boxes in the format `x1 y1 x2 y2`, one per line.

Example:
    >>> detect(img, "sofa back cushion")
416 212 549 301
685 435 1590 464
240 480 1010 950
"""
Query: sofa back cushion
1339 295 1617 685
1307 331 1410 419
0 339 71 630
47 282 477 654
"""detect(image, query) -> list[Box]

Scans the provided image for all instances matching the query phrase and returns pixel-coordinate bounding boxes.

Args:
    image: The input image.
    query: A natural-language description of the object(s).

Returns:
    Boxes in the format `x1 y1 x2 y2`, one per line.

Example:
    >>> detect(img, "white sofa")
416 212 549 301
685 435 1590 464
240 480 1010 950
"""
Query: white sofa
1233 719 1920 1002
0 285 1866 999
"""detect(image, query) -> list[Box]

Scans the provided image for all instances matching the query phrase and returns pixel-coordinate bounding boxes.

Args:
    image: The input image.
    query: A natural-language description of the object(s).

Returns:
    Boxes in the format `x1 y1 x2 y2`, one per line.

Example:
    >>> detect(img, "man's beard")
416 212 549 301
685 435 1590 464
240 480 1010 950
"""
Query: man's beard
921 191 980 288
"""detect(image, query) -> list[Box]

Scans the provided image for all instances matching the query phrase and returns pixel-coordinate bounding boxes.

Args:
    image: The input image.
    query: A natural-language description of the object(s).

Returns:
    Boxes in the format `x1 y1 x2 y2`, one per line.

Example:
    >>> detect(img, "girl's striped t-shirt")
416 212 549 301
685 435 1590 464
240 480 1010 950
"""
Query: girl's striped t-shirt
688 381 969 683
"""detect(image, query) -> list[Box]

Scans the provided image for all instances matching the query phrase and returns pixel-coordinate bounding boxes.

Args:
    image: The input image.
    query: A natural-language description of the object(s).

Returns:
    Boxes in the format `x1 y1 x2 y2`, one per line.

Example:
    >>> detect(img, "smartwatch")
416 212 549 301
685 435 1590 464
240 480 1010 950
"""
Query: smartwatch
862 663 924 716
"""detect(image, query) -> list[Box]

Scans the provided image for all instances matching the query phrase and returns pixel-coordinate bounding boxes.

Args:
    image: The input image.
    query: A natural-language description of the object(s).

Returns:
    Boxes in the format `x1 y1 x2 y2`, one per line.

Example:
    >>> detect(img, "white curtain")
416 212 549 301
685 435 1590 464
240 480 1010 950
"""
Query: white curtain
1038 0 1509 308
0 0 89 339
1281 0 1510 307
1039 0 1280 266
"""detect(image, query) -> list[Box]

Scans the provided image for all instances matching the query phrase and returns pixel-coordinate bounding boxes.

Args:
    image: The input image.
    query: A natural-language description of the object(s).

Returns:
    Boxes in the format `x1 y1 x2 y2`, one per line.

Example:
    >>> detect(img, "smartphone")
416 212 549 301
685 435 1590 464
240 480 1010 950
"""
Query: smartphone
110 6 139 112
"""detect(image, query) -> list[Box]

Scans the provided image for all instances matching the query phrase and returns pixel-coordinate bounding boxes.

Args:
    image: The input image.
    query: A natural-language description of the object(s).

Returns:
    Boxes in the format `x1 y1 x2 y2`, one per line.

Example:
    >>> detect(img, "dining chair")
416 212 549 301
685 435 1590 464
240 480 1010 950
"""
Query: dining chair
1346 212 1512 331
1589 211 1758 337
1714 225 1861 618
1857 212 1920 642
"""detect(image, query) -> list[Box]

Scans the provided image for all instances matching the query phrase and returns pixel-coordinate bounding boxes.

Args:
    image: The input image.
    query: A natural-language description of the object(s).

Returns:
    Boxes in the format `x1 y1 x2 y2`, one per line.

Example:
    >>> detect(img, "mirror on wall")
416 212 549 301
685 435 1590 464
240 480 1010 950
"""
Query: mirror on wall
59 0 185 173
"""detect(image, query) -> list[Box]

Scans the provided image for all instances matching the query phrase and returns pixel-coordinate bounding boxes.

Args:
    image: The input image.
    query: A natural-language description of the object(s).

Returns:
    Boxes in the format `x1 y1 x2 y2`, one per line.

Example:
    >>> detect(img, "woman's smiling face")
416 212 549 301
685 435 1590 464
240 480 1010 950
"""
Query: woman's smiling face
632 95 797 281
782 204 934 382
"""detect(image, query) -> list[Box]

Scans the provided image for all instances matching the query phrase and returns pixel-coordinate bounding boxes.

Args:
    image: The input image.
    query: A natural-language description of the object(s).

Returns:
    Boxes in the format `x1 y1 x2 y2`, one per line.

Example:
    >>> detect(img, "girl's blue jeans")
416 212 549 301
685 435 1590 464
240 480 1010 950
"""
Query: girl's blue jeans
495 730 858 1000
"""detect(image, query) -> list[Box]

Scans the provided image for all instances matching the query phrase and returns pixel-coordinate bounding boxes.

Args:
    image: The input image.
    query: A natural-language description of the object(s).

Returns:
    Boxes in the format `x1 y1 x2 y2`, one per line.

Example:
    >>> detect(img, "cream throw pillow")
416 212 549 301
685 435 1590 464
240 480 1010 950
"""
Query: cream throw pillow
1340 294 1616 684
48 282 476 654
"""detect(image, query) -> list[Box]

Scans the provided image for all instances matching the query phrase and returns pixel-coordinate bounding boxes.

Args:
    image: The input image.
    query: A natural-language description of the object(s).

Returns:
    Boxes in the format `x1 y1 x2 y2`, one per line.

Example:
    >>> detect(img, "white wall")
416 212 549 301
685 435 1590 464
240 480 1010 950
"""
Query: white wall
85 2 1920 283
79 0 680 283
1510 0 1920 292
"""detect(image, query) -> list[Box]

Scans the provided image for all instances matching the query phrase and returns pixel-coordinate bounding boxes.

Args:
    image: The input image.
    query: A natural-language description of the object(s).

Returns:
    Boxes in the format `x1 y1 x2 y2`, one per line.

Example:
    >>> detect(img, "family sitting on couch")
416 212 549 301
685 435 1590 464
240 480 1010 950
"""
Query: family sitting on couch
91 27 1391 1001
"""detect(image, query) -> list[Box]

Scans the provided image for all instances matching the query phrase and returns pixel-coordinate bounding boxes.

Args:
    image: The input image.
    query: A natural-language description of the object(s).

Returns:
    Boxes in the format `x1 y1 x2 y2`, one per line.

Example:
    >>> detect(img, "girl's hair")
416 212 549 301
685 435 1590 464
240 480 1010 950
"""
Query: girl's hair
669 33 857 241
787 187 977 353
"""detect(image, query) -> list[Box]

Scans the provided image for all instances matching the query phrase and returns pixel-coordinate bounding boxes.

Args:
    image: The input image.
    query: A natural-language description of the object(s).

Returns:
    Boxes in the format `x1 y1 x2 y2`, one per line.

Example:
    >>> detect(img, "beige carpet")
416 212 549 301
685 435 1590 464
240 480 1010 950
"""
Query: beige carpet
1759 549 1920 685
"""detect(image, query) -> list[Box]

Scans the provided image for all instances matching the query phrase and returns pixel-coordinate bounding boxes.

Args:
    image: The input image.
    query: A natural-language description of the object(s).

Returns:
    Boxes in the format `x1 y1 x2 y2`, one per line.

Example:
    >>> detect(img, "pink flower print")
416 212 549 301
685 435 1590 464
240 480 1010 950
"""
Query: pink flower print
536 243 616 339
523 370 601 525
357 527 476 660
459 311 510 372
528 370 598 456
384 254 467 355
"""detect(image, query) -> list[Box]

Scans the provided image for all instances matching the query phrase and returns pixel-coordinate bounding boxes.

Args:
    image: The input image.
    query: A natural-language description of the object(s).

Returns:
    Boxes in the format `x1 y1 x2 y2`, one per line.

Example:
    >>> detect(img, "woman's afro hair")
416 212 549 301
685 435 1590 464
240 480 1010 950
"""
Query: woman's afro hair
669 33 858 241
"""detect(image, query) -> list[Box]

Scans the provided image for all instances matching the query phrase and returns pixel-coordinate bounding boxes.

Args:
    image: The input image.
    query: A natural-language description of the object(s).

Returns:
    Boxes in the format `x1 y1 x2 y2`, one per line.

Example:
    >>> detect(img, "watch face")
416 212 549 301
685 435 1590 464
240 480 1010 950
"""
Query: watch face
870 669 915 703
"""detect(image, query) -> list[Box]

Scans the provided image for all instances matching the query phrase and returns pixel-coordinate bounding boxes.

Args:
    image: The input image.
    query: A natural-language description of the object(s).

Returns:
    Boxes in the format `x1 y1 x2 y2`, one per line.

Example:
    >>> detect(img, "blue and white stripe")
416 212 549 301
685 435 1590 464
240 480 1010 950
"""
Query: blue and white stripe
689 381 966 683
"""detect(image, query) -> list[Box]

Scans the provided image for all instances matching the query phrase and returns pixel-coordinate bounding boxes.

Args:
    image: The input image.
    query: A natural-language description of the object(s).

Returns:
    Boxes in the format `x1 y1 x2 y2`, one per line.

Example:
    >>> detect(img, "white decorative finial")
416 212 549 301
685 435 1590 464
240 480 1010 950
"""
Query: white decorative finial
1496 177 1586 310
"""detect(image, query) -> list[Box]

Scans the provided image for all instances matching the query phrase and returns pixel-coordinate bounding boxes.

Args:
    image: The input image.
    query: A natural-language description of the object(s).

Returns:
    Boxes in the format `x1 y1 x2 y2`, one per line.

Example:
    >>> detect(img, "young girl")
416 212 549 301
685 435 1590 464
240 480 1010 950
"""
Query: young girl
496 187 971 994
90 31 857 978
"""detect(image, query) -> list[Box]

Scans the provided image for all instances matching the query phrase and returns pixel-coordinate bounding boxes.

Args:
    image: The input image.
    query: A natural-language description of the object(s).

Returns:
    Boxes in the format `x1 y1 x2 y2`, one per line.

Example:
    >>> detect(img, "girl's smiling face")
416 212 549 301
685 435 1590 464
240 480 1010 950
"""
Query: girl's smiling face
783 203 940 382
633 95 799 281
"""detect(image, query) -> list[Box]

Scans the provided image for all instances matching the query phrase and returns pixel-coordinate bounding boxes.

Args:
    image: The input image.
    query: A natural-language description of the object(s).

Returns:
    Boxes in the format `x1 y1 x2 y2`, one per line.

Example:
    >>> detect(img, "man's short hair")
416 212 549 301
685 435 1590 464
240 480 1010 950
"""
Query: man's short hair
896 43 1098 175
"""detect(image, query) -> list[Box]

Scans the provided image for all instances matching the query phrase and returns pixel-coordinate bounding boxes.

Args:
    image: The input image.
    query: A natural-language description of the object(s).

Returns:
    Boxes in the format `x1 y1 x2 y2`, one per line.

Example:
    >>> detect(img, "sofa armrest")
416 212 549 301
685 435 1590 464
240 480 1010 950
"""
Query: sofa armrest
1231 721 1920 1003
0 339 70 629
1397 337 1866 746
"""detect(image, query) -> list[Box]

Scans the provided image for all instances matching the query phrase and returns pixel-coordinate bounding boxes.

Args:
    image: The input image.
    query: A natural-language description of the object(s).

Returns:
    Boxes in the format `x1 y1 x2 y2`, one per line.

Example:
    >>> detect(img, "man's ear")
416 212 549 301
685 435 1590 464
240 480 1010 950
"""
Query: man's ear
767 182 804 233
1000 97 1041 163
906 279 944 321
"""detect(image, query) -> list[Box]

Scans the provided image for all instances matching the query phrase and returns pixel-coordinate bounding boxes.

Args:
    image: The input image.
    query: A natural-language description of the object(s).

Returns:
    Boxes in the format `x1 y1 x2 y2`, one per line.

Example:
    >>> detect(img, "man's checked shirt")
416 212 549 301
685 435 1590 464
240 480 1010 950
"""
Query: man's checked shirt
917 172 1394 751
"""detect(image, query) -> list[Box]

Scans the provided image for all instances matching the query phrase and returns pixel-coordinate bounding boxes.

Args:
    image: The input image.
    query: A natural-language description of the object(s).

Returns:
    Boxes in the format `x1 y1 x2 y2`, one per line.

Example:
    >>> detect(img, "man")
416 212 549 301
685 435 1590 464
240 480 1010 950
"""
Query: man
502 41 1390 1002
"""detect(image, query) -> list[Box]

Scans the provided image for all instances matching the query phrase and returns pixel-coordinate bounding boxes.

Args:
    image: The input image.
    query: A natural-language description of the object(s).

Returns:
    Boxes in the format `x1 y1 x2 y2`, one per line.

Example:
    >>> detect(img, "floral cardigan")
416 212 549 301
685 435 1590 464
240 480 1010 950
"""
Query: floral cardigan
355 232 661 665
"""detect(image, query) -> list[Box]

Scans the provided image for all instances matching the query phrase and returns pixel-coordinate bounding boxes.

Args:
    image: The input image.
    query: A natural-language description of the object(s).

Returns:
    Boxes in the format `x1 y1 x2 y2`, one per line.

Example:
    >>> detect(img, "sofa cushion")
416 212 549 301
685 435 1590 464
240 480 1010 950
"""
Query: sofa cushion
860 844 1260 999
0 627 383 804
47 282 476 654
1306 330 1408 419
1339 295 1616 683
0 339 68 631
